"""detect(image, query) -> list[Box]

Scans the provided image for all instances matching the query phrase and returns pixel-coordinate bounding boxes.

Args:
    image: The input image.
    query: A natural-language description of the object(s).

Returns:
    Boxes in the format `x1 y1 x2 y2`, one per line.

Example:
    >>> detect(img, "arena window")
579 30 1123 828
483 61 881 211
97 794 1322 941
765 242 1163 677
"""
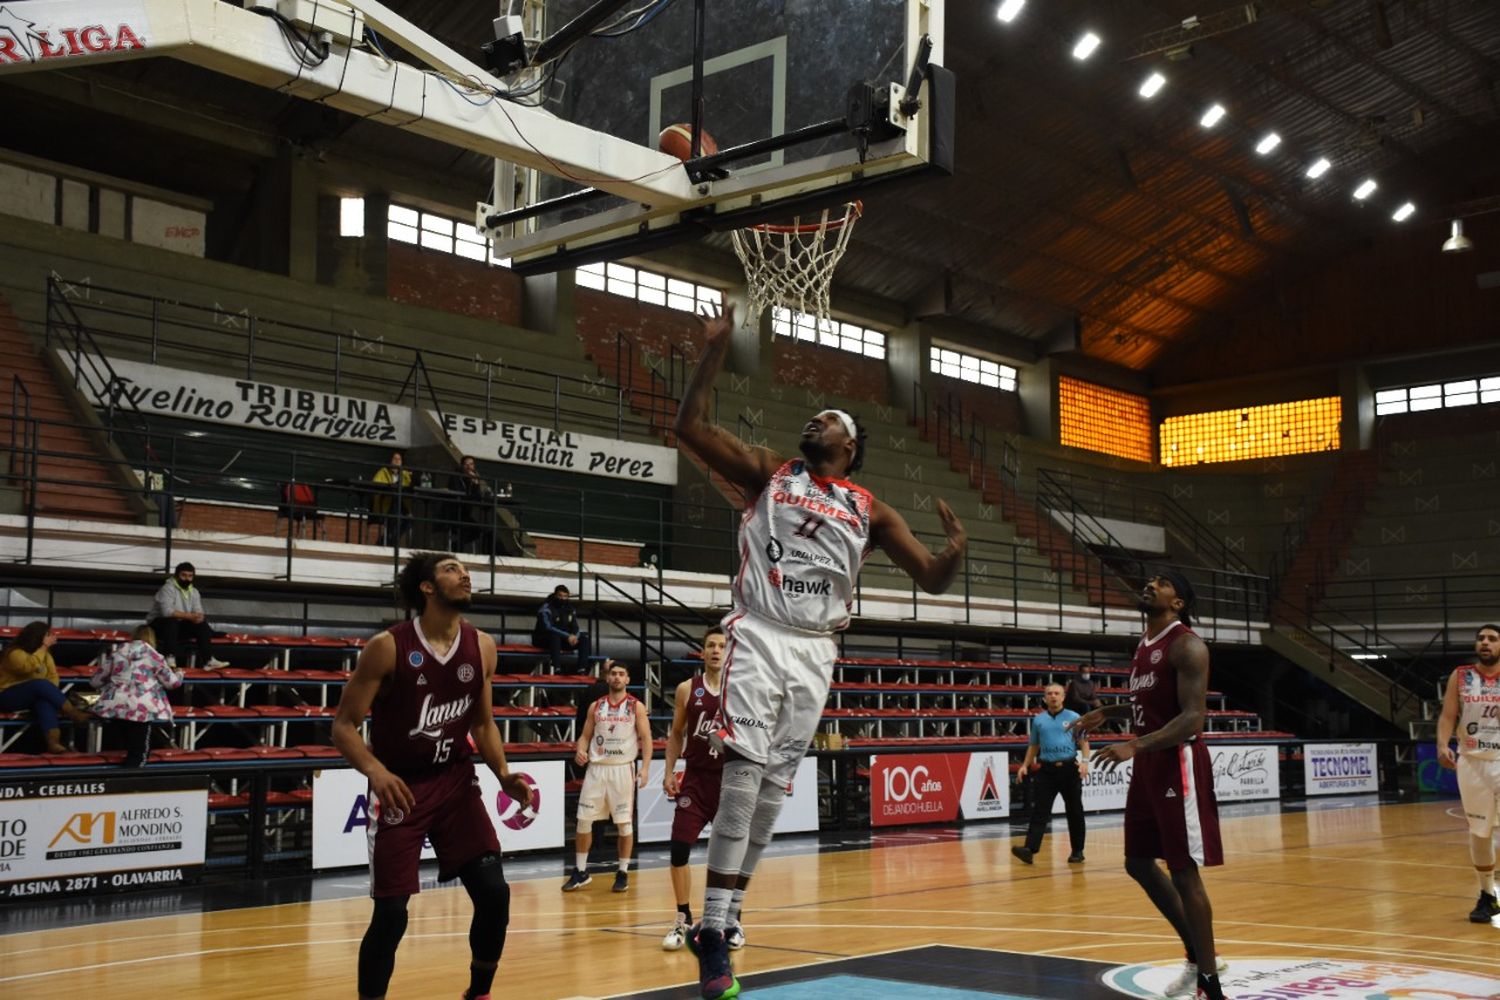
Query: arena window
772 308 886 360
1375 376 1500 415
387 203 510 266
1058 376 1153 463
1159 397 1341 466
574 261 723 315
929 346 1017 391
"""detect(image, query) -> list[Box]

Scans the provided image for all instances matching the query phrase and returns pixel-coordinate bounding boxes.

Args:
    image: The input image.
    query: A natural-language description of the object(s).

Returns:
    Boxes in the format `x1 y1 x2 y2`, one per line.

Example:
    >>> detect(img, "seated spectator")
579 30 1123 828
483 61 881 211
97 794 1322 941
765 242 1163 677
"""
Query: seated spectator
0 621 88 753
149 561 228 668
533 584 592 675
371 449 413 547
448 454 495 555
91 625 182 767
1063 665 1103 716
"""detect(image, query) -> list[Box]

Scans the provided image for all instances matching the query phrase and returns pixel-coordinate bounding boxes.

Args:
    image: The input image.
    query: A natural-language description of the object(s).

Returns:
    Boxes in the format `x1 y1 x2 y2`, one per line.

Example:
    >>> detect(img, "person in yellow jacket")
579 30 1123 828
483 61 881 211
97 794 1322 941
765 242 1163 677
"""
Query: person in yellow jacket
0 621 88 753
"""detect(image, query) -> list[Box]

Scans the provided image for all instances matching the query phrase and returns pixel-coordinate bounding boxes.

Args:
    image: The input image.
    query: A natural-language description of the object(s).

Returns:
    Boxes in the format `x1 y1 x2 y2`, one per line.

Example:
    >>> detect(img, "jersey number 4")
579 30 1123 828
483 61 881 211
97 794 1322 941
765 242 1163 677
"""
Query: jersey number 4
793 515 827 539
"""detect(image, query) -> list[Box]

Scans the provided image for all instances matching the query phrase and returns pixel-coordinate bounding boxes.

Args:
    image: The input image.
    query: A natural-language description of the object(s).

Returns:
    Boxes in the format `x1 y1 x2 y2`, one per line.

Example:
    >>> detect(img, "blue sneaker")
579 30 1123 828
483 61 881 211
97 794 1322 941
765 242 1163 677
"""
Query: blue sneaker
695 926 740 999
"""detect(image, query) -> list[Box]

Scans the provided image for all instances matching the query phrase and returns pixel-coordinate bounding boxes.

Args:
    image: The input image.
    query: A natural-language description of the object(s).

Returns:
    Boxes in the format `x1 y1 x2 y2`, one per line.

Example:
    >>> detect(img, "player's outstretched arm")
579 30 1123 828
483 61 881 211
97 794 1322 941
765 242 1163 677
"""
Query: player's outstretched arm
673 304 781 499
471 631 531 806
870 497 967 594
1435 670 1461 768
332 632 414 812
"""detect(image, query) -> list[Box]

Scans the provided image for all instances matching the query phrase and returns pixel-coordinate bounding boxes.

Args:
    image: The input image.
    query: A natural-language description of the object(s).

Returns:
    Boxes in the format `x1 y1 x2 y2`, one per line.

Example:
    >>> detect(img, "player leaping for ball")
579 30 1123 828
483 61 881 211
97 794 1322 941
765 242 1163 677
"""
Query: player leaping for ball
674 304 967 1000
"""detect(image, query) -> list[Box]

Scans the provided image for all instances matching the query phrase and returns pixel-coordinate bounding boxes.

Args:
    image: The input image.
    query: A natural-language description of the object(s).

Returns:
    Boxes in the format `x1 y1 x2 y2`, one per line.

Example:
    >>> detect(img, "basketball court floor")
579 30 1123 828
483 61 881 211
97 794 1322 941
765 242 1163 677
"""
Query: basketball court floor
2 796 1497 998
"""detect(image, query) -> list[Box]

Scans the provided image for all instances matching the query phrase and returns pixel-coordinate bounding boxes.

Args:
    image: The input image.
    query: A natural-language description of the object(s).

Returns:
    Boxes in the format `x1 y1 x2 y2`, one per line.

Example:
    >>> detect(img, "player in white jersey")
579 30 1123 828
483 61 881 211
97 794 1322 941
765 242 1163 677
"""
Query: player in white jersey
1437 623 1500 923
563 660 652 894
674 305 967 1000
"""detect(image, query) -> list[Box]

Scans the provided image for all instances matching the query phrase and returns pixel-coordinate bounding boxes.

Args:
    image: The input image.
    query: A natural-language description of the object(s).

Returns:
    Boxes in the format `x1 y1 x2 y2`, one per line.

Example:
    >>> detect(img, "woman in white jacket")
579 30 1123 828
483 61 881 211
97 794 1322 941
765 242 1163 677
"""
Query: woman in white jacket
91 625 183 767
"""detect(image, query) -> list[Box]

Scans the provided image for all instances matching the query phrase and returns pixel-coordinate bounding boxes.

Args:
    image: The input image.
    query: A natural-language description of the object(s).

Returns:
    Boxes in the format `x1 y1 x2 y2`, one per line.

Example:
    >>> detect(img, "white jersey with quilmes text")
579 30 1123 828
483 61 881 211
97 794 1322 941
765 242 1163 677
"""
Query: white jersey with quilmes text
588 693 641 765
733 458 875 634
1455 666 1500 760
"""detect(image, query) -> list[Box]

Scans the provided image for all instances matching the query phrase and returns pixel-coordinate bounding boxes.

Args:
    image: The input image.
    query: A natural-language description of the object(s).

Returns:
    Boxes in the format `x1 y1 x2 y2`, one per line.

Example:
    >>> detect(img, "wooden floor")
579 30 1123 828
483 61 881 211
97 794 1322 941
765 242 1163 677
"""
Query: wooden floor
2 800 1497 998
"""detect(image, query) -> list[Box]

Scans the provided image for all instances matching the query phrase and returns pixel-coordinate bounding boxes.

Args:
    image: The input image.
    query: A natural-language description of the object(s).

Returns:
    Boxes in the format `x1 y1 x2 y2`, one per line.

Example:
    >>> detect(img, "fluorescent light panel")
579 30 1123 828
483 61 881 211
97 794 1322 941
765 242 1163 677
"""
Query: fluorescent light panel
1072 31 1101 60
1255 132 1281 155
996 0 1025 22
1139 72 1166 98
1392 202 1416 222
1305 157 1331 178
1199 103 1226 128
1353 178 1378 200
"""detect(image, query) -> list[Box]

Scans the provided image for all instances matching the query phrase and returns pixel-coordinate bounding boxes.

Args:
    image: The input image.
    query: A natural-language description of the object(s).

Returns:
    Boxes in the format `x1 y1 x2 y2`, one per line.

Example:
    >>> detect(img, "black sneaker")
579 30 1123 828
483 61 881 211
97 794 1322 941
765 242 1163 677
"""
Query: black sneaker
612 870 629 893
561 869 591 892
1068 852 1085 863
1469 891 1500 923
1010 845 1035 865
695 926 739 999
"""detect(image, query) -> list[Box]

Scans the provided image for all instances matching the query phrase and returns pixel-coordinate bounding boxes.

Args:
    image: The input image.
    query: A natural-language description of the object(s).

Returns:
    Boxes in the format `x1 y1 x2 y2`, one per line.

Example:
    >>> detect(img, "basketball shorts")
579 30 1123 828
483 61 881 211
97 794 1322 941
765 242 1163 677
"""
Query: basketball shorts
577 762 636 825
367 764 499 898
1457 754 1500 838
671 765 724 843
1124 741 1224 872
716 609 837 787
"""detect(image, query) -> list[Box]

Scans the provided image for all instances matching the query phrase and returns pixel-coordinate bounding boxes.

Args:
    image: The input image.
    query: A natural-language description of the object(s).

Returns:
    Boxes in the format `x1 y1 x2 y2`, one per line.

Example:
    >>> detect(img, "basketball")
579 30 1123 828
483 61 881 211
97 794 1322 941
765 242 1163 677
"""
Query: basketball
658 122 718 161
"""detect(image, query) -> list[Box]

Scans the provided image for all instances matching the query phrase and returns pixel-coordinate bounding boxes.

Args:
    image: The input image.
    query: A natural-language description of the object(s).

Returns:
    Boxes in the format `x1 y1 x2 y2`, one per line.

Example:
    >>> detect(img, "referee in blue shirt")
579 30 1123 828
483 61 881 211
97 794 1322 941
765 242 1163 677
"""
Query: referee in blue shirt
1011 682 1090 865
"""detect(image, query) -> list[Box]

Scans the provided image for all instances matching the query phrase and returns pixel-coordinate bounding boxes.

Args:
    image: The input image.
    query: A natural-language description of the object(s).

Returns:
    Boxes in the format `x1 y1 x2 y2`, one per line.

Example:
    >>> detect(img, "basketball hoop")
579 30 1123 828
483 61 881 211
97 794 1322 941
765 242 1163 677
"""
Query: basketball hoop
731 201 862 330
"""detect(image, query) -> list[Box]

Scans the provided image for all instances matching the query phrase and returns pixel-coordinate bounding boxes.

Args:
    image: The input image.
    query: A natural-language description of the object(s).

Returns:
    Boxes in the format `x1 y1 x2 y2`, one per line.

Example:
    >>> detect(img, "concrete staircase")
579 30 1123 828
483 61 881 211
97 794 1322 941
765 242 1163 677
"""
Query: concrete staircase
1261 622 1423 732
0 293 139 523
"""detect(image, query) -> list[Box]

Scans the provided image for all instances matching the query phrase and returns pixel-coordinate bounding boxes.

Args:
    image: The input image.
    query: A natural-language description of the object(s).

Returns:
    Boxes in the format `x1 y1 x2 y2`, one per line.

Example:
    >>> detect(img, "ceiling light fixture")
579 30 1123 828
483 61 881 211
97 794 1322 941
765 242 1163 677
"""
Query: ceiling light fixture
1305 157 1331 179
1391 202 1416 222
1353 178 1378 201
1441 219 1473 253
1199 103 1226 128
996 0 1025 23
1139 72 1166 98
1072 31 1101 60
1255 132 1281 155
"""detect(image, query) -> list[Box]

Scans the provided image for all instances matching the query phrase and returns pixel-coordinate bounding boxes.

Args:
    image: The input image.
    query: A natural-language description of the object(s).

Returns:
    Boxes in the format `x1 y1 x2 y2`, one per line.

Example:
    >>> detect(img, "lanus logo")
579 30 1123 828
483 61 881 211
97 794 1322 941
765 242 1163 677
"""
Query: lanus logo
408 692 473 739
0 6 148 64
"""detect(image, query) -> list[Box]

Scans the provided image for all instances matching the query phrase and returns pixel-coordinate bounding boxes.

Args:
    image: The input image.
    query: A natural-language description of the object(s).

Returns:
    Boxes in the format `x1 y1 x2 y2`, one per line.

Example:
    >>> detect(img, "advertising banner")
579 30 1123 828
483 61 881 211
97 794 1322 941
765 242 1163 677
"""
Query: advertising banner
1303 742 1379 796
870 754 967 827
436 412 679 485
637 757 820 844
0 774 208 899
58 350 411 445
312 761 564 870
1207 743 1281 802
1048 757 1133 814
1415 743 1459 795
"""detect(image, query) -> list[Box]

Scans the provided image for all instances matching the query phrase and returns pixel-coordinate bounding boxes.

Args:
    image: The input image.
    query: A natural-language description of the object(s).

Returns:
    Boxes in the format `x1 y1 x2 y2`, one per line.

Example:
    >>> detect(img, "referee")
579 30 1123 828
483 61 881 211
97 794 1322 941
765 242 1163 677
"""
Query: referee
1011 682 1090 865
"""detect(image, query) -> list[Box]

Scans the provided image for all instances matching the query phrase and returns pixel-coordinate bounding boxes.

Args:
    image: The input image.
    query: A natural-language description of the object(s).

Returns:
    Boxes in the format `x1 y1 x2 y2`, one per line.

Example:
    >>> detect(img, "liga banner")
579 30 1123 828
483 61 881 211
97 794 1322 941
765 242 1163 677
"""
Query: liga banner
0 774 208 899
636 757 820 843
1051 757 1133 814
1303 742 1379 796
57 350 411 445
311 761 565 870
436 412 679 485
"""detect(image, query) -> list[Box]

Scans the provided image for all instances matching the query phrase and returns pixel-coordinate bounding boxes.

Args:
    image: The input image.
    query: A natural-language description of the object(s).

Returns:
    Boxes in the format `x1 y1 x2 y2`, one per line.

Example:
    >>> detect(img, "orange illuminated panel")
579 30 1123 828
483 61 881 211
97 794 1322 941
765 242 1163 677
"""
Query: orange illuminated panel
1058 376 1153 462
1160 397 1341 466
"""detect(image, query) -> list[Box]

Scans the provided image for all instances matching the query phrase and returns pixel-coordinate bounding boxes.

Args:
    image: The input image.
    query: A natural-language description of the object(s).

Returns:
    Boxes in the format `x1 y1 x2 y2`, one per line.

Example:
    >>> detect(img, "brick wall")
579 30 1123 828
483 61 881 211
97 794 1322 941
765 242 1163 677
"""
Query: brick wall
177 502 363 541
574 288 702 366
532 535 640 567
932 376 1024 434
386 243 522 325
771 337 888 406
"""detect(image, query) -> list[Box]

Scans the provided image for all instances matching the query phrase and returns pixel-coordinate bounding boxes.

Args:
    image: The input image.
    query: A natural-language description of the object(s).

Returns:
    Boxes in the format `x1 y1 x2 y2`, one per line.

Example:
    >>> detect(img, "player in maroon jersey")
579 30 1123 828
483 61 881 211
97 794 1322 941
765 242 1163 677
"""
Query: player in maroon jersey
661 626 728 950
1071 570 1226 1000
332 552 532 1000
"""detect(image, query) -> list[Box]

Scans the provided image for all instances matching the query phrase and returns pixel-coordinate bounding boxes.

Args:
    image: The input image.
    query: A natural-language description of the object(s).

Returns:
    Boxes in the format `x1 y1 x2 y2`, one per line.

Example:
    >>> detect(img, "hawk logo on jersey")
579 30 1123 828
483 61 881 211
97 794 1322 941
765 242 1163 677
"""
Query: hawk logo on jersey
408 651 425 668
407 692 473 738
1149 648 1164 665
457 664 475 683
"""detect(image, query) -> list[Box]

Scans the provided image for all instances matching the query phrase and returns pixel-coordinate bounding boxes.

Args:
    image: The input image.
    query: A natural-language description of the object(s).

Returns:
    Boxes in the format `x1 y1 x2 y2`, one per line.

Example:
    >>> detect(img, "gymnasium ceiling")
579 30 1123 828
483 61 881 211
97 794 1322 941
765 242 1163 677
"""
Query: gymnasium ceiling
4 0 1500 373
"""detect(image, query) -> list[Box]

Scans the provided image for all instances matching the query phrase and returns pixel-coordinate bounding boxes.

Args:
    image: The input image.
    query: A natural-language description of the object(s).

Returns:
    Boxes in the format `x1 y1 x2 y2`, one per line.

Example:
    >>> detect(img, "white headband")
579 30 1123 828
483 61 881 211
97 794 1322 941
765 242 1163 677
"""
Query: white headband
817 409 858 440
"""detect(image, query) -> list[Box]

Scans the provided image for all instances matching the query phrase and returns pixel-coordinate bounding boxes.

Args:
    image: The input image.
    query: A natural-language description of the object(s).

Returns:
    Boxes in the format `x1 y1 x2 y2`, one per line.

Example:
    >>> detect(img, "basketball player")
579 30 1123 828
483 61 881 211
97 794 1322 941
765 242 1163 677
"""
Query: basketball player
562 659 652 893
674 304 968 1000
1071 571 1227 1000
331 552 531 1000
661 626 728 950
1435 623 1500 923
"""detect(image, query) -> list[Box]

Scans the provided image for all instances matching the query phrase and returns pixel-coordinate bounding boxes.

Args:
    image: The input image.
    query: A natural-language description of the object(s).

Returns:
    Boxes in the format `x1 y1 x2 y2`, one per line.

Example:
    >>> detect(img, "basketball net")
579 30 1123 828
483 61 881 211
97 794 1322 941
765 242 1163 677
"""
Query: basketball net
731 201 861 330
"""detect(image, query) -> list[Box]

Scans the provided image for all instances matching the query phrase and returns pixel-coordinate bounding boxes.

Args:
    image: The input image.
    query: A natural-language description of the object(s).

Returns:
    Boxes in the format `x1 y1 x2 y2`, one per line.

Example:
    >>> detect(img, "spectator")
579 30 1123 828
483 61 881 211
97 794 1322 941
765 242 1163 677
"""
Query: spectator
91 625 182 767
448 455 495 555
0 621 88 753
149 562 228 668
1064 665 1103 716
371 449 413 547
533 584 592 675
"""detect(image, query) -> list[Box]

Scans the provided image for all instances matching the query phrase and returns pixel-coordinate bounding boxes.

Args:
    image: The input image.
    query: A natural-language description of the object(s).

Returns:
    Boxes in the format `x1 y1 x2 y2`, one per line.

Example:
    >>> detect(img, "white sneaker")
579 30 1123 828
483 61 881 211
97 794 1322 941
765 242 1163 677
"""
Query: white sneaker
662 917 688 951
1164 956 1228 998
202 658 230 669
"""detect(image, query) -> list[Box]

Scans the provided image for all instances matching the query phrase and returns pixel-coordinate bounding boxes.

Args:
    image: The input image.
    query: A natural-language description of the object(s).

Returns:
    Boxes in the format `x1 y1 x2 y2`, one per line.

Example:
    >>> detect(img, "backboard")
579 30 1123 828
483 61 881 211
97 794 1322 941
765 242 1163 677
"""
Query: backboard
484 0 950 273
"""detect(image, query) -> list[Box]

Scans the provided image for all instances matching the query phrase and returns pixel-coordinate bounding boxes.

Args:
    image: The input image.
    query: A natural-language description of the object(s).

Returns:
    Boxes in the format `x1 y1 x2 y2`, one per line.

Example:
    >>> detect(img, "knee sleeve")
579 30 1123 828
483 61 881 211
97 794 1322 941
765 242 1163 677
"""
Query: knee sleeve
358 895 410 997
705 759 763 874
670 840 693 867
747 781 786 846
615 821 633 838
458 852 510 964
